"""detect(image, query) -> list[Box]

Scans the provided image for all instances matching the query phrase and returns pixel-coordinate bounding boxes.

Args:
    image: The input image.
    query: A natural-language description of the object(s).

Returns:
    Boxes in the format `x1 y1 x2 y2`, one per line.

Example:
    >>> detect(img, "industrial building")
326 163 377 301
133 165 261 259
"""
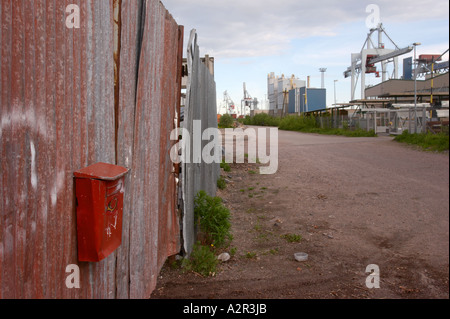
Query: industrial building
288 87 327 114
268 73 305 112
365 55 449 104
267 72 326 115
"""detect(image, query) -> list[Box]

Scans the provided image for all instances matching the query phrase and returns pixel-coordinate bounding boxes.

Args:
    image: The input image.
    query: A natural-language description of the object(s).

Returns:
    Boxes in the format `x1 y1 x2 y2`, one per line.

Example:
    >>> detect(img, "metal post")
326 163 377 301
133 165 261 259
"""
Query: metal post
430 58 434 106
374 110 377 134
422 107 427 134
367 112 370 132
388 110 391 134
334 80 337 106
408 108 412 133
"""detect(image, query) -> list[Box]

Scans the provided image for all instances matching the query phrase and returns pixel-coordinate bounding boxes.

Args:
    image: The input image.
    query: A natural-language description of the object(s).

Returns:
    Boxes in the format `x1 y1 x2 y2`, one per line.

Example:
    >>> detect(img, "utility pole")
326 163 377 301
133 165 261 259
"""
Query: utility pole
282 89 289 117
319 68 327 89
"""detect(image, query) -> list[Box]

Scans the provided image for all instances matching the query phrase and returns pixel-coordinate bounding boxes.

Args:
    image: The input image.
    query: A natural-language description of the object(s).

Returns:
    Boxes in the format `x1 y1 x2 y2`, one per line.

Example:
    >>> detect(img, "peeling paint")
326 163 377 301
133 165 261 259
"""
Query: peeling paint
0 109 49 142
1 0 184 299
30 141 37 190
50 171 65 207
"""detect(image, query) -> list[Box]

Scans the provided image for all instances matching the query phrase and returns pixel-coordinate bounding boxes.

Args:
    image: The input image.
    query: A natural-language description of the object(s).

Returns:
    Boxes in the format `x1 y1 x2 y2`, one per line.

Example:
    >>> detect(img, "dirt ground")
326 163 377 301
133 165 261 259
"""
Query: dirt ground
151 127 449 299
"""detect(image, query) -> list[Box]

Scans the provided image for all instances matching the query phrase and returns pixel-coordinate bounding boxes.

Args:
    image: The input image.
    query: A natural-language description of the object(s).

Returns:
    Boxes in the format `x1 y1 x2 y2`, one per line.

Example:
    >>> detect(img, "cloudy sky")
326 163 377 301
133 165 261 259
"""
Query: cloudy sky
162 0 449 113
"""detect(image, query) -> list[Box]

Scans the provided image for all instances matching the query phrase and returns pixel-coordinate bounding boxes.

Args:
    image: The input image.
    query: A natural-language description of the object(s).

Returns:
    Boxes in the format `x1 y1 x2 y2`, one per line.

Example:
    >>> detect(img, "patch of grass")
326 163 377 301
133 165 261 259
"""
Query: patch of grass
248 187 255 191
217 176 227 190
182 242 218 277
245 251 258 259
281 233 303 243
394 130 449 152
253 222 262 232
269 248 279 255
313 128 377 137
248 170 257 175
195 191 233 247
261 248 278 256
169 258 182 270
220 160 231 172
256 230 274 243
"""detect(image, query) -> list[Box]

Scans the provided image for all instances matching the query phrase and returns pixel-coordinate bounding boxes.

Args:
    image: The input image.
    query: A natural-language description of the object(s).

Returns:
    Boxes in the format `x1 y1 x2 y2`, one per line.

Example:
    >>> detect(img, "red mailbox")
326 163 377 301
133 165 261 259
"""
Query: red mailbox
74 162 129 262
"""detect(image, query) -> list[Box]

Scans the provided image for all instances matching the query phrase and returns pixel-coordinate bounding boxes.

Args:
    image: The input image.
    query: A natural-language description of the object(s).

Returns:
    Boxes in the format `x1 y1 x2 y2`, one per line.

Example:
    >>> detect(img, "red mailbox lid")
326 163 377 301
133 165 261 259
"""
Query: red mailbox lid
74 162 129 181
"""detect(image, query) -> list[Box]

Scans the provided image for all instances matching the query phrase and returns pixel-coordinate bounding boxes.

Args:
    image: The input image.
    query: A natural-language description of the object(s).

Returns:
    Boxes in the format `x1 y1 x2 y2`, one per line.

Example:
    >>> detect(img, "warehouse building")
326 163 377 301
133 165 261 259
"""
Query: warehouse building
288 87 327 114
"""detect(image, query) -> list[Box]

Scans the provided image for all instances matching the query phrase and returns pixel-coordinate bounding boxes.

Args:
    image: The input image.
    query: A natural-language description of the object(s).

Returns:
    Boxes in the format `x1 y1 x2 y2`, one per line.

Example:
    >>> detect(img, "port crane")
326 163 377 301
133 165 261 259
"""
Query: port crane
223 91 236 115
241 83 258 117
344 23 414 100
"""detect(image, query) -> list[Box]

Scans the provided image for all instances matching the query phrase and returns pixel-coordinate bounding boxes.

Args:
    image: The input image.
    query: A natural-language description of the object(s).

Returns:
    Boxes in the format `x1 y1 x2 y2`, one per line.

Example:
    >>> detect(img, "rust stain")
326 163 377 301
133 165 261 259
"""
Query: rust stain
1 0 184 299
113 0 122 165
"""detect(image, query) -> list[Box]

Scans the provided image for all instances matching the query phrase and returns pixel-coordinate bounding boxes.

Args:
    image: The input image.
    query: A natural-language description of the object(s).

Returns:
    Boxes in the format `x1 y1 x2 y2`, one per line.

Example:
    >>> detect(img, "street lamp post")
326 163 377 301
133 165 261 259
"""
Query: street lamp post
334 80 338 107
413 42 421 133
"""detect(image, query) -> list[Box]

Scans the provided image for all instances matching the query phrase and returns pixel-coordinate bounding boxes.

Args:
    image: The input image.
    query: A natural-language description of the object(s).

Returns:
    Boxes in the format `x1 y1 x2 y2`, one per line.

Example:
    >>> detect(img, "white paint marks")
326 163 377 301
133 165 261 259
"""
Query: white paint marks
30 141 38 190
51 171 66 207
0 108 49 142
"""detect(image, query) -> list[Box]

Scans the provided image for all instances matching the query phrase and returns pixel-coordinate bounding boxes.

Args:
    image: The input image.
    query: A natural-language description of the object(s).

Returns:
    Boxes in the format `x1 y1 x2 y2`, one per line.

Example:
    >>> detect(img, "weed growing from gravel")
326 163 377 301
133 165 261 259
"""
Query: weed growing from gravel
220 159 231 172
217 176 227 190
182 242 218 277
245 252 258 259
194 191 233 247
282 233 303 243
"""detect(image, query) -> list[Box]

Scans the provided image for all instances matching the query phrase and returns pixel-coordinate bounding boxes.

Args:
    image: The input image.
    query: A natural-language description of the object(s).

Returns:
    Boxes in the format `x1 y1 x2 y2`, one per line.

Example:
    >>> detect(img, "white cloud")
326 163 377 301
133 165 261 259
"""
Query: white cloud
162 0 449 58
161 0 448 108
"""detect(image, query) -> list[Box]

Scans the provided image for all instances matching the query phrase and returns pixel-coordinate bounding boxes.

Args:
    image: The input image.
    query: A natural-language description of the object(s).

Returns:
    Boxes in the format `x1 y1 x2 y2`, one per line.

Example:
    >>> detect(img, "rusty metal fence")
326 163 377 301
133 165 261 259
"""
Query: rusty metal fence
1 0 184 299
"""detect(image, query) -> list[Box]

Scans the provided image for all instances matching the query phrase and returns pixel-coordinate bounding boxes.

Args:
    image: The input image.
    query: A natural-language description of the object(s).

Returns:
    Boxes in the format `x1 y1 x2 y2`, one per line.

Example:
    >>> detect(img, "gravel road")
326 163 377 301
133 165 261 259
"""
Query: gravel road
152 128 449 299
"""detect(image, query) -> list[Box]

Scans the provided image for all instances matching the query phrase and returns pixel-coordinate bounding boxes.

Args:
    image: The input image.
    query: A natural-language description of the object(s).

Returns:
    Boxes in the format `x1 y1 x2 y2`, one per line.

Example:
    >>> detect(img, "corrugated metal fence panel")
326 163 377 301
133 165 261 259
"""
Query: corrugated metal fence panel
128 0 163 299
182 31 198 256
182 30 219 256
0 0 116 299
157 11 183 270
115 0 142 300
1 0 183 299
123 0 182 299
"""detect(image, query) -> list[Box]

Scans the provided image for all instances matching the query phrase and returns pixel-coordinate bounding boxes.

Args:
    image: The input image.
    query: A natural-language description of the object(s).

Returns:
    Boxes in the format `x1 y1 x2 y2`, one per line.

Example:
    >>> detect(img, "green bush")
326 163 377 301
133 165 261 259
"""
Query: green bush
243 113 377 137
218 114 235 129
182 242 218 277
194 191 233 247
279 115 317 131
394 130 449 152
278 115 377 137
217 176 227 190
243 113 280 127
